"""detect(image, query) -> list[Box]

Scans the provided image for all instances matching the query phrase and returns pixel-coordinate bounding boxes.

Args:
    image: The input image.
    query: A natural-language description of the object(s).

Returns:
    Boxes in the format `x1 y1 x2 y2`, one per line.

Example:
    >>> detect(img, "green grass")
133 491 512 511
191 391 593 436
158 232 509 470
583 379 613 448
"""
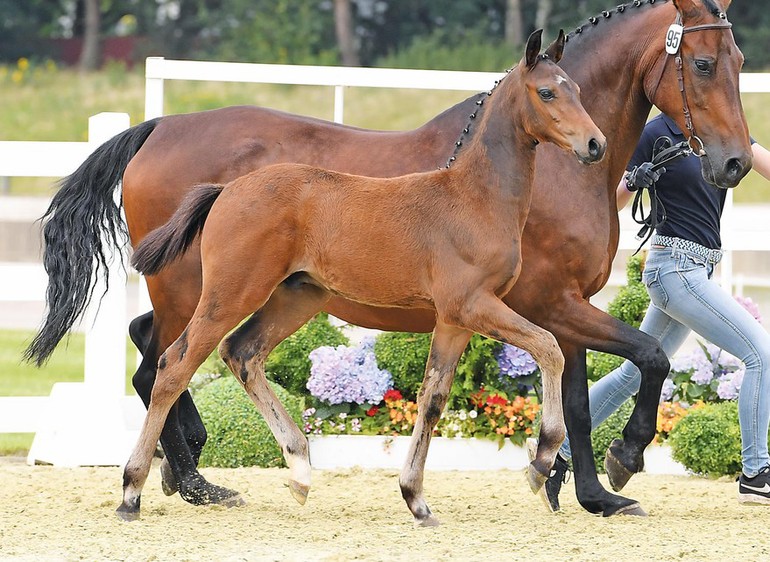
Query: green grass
0 329 138 455
0 329 136 396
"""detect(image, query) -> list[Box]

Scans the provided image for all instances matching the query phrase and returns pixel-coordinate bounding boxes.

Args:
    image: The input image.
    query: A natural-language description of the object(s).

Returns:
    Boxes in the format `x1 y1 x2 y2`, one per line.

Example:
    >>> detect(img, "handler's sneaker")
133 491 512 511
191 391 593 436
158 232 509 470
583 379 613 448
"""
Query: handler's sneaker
738 465 770 505
526 437 571 512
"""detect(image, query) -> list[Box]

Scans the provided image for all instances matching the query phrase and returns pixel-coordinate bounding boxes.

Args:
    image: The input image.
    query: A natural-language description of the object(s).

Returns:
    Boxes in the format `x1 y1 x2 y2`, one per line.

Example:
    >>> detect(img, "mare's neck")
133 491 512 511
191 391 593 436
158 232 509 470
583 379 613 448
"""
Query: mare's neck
556 1 675 187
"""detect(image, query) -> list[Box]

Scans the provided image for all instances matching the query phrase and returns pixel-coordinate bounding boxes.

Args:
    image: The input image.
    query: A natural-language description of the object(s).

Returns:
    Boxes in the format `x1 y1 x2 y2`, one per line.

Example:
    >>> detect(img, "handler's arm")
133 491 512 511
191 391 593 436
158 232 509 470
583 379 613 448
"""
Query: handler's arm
751 142 770 181
616 176 635 211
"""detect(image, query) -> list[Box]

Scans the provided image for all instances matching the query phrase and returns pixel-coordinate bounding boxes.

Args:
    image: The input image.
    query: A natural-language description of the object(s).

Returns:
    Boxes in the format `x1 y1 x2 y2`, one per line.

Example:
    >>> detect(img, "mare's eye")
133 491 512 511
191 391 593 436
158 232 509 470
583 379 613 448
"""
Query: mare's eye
538 88 555 101
694 59 713 75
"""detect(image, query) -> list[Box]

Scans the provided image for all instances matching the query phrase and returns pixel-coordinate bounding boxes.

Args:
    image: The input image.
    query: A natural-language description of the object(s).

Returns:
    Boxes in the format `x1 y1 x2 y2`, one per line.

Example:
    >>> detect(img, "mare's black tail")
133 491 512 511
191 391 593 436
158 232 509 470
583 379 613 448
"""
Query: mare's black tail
131 183 224 276
24 118 161 365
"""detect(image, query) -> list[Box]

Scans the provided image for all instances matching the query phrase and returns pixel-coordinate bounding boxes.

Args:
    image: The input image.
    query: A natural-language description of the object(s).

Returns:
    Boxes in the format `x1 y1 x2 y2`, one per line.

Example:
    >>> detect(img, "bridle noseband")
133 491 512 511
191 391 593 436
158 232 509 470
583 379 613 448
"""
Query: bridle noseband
649 12 733 156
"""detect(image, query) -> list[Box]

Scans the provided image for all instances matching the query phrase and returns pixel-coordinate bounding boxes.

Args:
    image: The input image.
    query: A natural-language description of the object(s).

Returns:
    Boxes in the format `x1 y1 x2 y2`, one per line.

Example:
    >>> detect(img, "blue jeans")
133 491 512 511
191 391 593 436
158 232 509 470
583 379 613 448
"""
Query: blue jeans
560 246 770 477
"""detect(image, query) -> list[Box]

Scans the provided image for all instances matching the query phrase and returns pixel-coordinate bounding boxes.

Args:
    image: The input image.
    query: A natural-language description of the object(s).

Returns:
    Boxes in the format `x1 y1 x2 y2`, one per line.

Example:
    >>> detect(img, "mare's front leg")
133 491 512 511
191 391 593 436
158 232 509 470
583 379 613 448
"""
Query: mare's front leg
552 299 667 514
400 321 472 527
129 311 239 506
219 281 331 506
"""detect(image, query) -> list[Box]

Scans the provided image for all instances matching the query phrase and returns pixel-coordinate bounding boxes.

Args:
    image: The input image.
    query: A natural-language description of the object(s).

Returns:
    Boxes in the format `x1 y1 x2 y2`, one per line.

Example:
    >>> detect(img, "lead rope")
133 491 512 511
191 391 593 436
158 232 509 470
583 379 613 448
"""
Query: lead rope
630 136 692 254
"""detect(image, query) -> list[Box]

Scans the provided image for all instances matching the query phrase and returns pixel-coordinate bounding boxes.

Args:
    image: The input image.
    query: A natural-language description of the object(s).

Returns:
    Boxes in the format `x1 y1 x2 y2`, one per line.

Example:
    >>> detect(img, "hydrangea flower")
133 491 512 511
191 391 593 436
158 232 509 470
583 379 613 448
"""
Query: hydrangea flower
660 378 675 402
307 338 393 405
496 344 538 379
716 367 744 400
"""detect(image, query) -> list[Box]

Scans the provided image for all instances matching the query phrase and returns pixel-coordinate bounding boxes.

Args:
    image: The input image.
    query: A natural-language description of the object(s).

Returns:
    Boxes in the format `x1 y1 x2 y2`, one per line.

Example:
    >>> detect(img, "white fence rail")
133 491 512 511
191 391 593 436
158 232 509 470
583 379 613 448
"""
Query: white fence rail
1 61 769 465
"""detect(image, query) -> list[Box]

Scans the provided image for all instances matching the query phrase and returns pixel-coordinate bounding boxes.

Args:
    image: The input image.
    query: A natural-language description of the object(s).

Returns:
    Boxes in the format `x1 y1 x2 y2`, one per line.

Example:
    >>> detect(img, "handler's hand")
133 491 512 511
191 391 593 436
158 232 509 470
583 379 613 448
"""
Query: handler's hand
625 162 665 192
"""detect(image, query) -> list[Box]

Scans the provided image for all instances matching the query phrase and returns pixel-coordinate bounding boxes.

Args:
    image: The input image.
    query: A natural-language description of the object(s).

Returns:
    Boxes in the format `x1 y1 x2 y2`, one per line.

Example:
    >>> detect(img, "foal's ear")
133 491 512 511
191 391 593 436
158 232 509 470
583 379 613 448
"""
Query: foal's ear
544 29 565 64
525 29 544 69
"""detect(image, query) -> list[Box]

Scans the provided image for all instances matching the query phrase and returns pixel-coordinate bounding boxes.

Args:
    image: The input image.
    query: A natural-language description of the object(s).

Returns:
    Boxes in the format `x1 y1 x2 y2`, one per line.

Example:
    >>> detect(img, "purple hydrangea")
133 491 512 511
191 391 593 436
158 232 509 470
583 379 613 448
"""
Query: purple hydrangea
307 339 392 405
716 367 744 400
496 344 538 379
660 378 675 402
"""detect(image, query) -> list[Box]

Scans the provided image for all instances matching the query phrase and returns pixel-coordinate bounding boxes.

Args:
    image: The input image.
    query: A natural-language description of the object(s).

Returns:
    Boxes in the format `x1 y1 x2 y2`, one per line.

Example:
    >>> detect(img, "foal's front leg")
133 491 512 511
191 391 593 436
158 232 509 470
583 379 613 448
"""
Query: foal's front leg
455 293 566 490
400 321 472 527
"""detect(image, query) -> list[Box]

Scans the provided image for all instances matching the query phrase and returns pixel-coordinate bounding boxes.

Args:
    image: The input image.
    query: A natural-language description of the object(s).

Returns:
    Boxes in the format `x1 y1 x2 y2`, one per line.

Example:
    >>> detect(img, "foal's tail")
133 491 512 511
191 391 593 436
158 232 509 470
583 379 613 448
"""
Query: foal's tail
131 183 224 276
25 118 161 366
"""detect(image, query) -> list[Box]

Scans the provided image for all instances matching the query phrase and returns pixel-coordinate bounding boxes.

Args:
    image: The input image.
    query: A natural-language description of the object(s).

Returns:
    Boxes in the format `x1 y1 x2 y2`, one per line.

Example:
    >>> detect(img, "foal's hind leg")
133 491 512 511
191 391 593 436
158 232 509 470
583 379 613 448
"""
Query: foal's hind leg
118 314 241 520
219 281 331 506
400 321 472 527
130 311 234 505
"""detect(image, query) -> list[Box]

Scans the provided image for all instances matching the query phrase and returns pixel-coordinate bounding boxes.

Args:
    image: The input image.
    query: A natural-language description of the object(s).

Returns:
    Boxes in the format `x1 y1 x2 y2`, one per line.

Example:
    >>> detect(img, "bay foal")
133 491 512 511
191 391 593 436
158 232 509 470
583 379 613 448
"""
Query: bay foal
121 30 605 524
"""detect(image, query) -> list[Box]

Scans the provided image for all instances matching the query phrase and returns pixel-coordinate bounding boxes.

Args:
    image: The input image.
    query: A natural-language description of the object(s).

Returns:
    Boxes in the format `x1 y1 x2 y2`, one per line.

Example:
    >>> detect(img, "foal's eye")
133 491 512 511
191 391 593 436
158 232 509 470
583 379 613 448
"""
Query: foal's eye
694 59 713 75
538 88 555 101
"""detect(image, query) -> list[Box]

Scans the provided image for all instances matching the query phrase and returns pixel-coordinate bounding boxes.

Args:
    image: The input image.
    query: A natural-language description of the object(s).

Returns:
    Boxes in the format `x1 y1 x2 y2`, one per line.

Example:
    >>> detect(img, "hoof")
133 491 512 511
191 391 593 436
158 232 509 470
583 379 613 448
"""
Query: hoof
160 457 178 497
604 442 637 492
180 478 244 507
527 462 548 494
414 514 441 528
218 493 246 508
288 480 310 506
604 501 647 517
115 504 140 522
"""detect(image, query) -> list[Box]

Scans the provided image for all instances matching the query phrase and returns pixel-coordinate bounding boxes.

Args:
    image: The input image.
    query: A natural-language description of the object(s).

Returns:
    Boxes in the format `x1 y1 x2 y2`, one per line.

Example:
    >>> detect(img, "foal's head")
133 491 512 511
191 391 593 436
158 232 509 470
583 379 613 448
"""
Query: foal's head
515 29 606 165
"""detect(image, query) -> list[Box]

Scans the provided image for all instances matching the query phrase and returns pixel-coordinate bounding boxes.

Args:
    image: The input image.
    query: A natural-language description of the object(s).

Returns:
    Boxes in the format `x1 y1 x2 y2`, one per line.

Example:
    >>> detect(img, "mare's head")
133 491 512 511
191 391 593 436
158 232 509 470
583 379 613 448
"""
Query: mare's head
647 0 749 187
517 29 607 165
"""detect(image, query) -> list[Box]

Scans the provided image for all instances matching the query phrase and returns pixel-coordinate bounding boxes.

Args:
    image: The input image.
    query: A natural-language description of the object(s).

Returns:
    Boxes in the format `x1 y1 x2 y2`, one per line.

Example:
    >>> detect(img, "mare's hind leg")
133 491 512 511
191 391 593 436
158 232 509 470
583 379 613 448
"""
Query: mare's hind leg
445 292 566 491
400 321 472 527
129 311 231 504
219 279 331 506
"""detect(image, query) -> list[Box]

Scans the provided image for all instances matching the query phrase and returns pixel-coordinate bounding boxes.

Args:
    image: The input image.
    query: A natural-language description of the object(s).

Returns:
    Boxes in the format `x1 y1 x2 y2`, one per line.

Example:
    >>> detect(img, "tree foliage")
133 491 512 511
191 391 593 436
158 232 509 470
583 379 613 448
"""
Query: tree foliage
3 1 769 69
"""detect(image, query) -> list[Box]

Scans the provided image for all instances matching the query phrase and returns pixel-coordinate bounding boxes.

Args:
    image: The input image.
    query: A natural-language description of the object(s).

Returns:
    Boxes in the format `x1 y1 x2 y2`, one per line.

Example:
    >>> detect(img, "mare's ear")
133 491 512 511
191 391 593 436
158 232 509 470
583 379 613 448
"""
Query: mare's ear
544 29 565 63
671 0 713 19
525 29 543 69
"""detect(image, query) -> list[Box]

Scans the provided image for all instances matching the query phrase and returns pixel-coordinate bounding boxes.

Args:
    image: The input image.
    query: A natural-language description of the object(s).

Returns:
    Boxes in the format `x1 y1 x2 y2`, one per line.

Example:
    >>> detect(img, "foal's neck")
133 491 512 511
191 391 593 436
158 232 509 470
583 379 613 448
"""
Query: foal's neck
451 70 536 200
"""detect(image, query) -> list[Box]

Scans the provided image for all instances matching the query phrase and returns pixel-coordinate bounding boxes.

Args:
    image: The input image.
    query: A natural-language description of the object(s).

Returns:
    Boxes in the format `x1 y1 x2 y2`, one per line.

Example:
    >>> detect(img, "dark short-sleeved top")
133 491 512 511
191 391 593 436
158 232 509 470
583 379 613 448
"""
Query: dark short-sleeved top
627 114 737 250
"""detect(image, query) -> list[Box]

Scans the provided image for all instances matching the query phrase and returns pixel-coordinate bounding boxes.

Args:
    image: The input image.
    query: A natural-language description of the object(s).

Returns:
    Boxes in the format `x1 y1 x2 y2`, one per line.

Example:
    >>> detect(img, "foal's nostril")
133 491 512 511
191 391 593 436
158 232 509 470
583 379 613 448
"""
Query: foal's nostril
588 138 602 160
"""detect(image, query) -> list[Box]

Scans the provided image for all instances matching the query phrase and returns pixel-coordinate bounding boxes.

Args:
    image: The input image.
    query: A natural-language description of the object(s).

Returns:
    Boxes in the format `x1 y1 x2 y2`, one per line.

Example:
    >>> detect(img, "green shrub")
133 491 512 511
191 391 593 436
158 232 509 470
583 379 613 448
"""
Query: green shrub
587 253 650 382
607 253 650 329
374 332 502 409
195 376 304 468
591 399 634 473
587 351 625 382
265 313 349 396
452 335 503 408
669 401 742 476
374 332 431 401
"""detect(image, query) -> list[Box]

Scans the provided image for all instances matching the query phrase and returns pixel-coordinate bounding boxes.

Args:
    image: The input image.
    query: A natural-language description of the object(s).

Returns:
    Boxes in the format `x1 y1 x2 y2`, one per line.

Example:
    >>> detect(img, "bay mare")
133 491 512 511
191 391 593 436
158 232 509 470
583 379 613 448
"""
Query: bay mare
120 30 606 523
28 0 750 518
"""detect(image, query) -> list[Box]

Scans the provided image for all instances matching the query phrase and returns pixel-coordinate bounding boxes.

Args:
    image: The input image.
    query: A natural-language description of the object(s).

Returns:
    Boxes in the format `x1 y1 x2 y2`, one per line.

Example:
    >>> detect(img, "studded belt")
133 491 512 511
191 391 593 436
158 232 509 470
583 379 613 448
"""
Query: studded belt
651 234 723 264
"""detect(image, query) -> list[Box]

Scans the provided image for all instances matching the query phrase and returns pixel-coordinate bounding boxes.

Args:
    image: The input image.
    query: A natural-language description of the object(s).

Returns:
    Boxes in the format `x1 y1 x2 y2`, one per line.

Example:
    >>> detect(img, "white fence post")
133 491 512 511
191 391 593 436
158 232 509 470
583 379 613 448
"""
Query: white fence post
25 112 146 468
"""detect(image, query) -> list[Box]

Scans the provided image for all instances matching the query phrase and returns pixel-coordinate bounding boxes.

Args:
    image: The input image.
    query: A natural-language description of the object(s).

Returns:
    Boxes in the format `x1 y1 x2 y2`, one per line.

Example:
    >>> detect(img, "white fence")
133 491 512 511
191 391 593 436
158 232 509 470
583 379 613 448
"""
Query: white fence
1 61 769 466
0 113 144 466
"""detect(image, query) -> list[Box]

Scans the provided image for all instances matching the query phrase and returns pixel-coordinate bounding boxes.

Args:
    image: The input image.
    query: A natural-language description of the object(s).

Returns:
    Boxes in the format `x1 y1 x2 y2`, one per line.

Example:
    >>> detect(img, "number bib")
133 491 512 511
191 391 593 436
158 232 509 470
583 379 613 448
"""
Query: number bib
665 23 684 55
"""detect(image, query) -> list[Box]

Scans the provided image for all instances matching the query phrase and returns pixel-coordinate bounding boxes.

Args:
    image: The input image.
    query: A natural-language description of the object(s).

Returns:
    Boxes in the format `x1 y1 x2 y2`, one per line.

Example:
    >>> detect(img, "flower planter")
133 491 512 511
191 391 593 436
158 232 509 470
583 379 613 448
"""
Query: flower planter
642 443 688 476
308 435 689 475
308 434 529 471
